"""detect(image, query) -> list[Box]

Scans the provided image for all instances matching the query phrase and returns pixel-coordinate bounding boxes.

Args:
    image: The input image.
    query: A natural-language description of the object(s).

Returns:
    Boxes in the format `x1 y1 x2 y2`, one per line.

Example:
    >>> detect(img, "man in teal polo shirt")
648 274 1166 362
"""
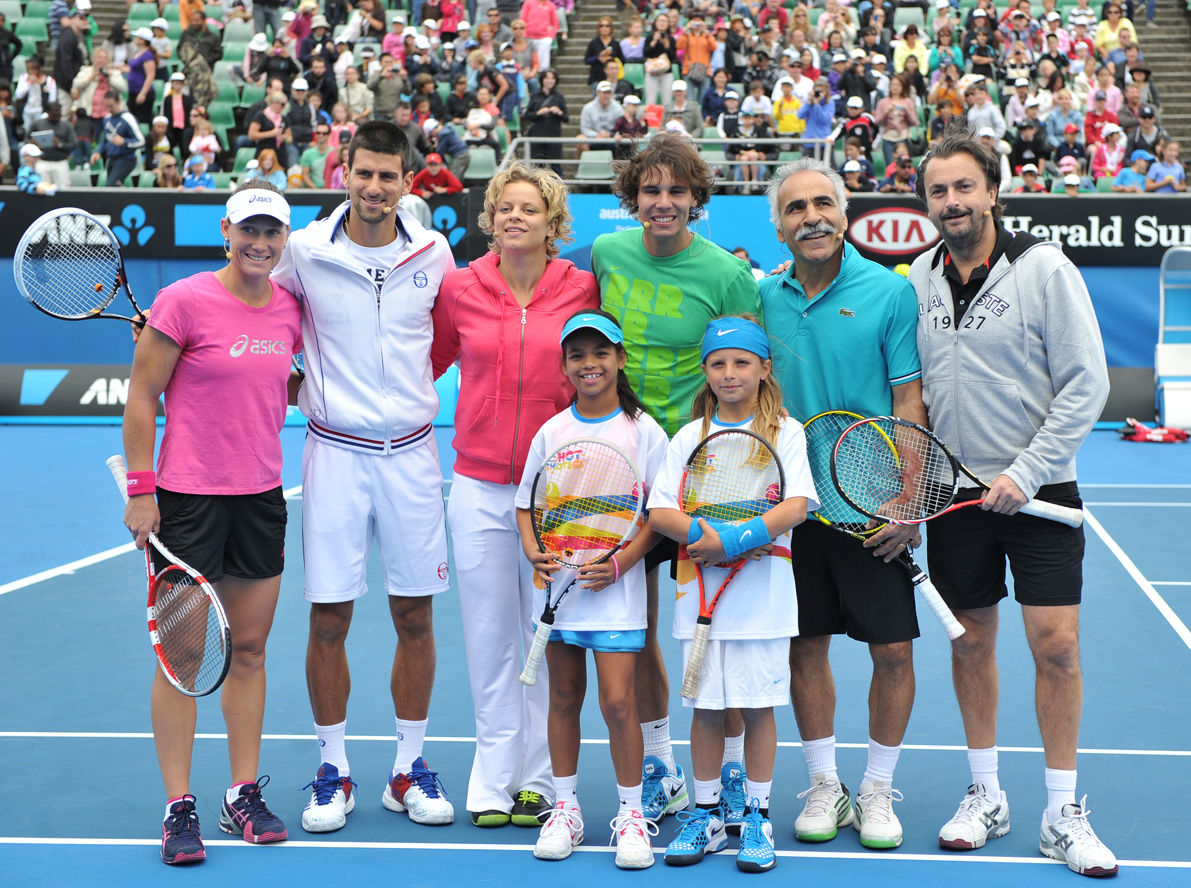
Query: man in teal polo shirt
760 157 928 851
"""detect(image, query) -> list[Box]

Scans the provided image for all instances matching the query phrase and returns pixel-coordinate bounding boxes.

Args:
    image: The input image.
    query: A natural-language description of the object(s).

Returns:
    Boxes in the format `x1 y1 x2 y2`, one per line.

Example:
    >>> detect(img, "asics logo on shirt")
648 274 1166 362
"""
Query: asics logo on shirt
230 334 289 357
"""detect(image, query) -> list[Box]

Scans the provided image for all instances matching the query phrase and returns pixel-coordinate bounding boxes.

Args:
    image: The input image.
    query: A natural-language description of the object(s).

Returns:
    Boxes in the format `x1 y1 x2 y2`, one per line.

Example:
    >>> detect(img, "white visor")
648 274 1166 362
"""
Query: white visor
226 188 292 225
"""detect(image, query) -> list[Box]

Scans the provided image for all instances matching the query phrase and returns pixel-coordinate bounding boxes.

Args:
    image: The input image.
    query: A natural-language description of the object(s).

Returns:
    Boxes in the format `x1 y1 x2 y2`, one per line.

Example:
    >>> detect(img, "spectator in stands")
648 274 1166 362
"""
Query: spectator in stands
160 72 193 148
422 117 470 177
664 80 702 136
929 26 963 74
643 10 678 107
467 49 509 106
977 125 1013 188
1003 77 1031 130
610 93 647 158
1111 147 1151 191
49 0 70 56
877 152 915 192
446 75 475 123
222 0 254 26
1124 103 1164 157
741 78 774 127
304 55 339 110
177 9 221 109
874 74 918 165
726 108 776 192
144 113 172 166
17 58 57 142
242 146 287 188
583 18 622 100
839 50 875 108
771 76 803 147
677 13 716 102
148 17 172 69
123 27 157 124
1146 139 1184 193
520 0 558 70
928 63 963 117
326 102 356 147
621 16 646 62
91 91 144 186
1083 88 1118 146
54 7 88 95
17 143 57 194
464 83 506 158
28 100 73 188
0 13 20 84
180 153 216 189
102 19 132 73
413 72 446 121
841 158 874 192
189 115 221 167
248 90 293 158
287 77 317 154
299 122 332 186
232 33 269 85
1091 64 1122 113
440 1 465 43
338 66 373 123
1009 119 1050 171
701 68 731 126
507 21 539 92
1090 122 1125 178
1061 171 1083 194
252 34 300 91
893 24 927 75
1044 88 1081 147
1093 3 1132 57
289 0 317 49
1054 124 1087 171
154 153 183 187
253 0 284 42
578 79 622 155
1105 26 1139 74
797 79 833 156
523 67 565 173
999 40 1035 85
411 151 463 196
965 26 996 80
71 48 125 162
961 83 1004 139
833 95 877 155
299 16 336 68
901 53 927 101
1013 162 1047 192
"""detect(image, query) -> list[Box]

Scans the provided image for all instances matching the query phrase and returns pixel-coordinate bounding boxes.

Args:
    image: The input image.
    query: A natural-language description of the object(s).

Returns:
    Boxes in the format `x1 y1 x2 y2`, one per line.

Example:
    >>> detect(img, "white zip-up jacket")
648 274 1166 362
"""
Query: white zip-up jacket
273 201 455 454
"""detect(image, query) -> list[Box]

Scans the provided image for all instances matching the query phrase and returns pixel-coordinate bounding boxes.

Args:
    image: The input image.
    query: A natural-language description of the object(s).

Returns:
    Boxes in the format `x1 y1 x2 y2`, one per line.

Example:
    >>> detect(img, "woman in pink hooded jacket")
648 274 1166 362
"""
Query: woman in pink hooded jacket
431 161 598 830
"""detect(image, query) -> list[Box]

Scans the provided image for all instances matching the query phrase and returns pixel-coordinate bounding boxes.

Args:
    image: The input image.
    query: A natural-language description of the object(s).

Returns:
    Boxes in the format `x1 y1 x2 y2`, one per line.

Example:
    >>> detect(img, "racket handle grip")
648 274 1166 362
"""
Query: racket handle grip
520 614 554 686
1020 498 1084 528
914 575 966 640
107 454 130 504
680 620 712 699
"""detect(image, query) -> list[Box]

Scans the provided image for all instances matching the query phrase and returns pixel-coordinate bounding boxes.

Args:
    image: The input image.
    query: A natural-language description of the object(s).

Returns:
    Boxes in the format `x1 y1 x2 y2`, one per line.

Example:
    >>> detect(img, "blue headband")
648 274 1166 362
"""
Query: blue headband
701 317 770 362
560 313 624 346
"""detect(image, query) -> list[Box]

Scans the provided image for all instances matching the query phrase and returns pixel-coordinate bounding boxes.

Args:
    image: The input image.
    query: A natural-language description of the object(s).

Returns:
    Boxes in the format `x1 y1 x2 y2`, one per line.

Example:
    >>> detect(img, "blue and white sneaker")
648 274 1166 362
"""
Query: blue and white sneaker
720 762 747 834
642 756 689 822
382 757 454 825
301 763 357 833
737 804 777 873
664 806 728 866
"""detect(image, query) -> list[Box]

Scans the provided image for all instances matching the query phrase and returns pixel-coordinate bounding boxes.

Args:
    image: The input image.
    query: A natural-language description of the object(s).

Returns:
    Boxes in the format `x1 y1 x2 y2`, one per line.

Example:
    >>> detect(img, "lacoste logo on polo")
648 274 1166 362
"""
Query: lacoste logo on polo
839 308 855 317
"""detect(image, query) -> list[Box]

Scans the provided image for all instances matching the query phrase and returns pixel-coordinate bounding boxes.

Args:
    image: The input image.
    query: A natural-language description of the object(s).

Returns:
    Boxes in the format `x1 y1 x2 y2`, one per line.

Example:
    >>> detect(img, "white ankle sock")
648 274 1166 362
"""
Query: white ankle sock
802 734 837 784
968 746 1000 796
553 774 579 807
617 783 643 814
642 717 676 772
393 717 428 777
863 738 902 787
315 720 348 774
723 732 745 765
1045 768 1077 824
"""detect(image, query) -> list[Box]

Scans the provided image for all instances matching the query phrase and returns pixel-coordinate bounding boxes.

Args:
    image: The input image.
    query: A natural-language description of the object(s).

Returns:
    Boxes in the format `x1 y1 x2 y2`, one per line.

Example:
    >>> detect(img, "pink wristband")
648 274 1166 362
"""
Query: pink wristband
611 554 621 584
126 471 156 497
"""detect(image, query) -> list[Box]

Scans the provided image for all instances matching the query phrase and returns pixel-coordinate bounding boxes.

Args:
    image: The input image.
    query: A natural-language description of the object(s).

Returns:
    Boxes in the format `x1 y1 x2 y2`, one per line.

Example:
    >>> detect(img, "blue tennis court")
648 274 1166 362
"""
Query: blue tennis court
1 424 1188 886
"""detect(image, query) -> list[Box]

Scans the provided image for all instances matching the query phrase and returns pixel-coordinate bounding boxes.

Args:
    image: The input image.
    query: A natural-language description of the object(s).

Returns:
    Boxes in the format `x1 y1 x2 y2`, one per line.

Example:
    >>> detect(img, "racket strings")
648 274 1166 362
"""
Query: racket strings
803 414 873 531
681 433 782 525
152 568 227 694
534 442 641 569
835 421 957 521
20 217 122 318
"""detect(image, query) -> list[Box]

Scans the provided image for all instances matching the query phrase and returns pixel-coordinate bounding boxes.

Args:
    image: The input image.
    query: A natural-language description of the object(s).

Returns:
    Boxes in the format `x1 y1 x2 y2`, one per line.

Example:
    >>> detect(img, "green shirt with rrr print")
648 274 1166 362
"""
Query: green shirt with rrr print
592 228 763 437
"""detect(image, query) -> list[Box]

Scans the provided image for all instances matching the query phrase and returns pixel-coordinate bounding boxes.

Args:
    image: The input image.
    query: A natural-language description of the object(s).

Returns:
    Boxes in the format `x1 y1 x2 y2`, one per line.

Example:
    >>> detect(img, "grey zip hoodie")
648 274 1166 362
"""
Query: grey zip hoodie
908 230 1109 500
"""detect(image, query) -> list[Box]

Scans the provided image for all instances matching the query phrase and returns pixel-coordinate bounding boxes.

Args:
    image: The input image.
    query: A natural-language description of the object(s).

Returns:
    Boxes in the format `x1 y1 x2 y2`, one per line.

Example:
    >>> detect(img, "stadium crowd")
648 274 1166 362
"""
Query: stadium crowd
0 0 1183 193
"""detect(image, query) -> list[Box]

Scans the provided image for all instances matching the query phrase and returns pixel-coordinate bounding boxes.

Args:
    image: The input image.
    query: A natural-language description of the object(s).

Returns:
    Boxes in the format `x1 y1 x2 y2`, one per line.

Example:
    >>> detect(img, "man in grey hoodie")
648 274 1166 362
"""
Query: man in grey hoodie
910 133 1116 879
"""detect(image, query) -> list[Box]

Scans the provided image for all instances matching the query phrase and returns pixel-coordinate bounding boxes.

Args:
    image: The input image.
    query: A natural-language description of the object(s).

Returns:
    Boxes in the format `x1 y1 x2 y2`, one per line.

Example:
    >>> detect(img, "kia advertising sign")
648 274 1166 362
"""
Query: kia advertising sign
848 206 940 256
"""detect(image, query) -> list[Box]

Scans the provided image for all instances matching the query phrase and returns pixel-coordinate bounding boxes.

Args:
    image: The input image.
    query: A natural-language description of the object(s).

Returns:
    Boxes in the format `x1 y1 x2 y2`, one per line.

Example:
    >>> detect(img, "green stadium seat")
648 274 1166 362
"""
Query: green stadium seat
69 168 92 187
463 146 498 183
128 4 159 20
139 170 158 187
223 19 255 43
232 146 257 172
22 1 51 18
211 172 234 188
15 19 47 42
0 1 22 21
207 101 236 126
238 83 266 107
623 63 644 90
1096 175 1116 192
576 149 613 181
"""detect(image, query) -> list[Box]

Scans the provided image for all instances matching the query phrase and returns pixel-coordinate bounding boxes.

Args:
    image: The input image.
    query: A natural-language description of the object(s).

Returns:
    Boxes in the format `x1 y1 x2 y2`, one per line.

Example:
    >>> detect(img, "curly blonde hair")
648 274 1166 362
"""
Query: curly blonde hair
478 161 574 259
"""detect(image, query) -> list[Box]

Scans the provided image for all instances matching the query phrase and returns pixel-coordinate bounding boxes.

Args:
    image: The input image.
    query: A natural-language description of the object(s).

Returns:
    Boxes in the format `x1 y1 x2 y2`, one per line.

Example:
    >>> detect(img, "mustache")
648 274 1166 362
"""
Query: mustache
795 221 838 240
941 207 971 220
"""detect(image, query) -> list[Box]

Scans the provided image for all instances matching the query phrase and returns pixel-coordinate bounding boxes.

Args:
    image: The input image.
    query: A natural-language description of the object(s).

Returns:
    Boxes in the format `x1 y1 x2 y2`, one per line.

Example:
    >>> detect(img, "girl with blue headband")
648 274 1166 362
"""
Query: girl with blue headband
647 314 819 873
515 309 671 869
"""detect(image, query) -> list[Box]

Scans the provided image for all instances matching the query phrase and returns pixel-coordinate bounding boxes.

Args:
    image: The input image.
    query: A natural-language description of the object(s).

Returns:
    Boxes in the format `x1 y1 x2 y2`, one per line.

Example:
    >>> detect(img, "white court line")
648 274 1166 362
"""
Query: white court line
1082 483 1191 489
0 485 305 598
0 836 1186 868
1084 507 1191 653
4 732 1190 758
1084 502 1191 507
1154 582 1191 587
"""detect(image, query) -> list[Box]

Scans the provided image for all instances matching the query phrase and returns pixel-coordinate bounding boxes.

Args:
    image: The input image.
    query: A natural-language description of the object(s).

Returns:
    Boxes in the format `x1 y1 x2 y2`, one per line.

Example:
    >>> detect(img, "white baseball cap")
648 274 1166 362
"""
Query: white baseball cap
226 187 292 225
846 96 864 108
282 10 296 21
977 126 996 138
152 115 168 125
624 94 641 104
596 80 613 91
292 77 309 90
1063 173 1081 186
843 159 862 172
1102 123 1122 136
1021 163 1038 173
132 26 154 41
170 71 186 81
414 34 431 49
150 17 169 29
672 79 688 91
422 117 440 134
872 53 887 64
1014 77 1029 87
20 142 41 157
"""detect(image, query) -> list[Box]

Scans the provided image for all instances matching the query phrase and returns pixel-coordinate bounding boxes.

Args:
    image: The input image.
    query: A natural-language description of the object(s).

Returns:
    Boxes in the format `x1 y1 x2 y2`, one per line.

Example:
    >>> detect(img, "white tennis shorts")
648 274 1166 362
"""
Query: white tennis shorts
679 637 792 710
301 434 450 602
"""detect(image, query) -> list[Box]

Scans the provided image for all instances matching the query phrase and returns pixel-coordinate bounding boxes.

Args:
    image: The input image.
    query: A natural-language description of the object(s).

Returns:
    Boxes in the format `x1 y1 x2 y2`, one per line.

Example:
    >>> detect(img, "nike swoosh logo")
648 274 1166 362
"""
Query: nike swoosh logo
716 328 738 336
740 530 753 543
609 265 623 271
773 678 782 684
610 633 621 638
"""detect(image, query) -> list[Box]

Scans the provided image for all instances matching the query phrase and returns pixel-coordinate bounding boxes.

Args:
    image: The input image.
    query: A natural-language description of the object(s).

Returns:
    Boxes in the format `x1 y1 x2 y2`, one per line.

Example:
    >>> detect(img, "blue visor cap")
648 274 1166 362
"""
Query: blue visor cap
701 316 770 362
560 313 624 346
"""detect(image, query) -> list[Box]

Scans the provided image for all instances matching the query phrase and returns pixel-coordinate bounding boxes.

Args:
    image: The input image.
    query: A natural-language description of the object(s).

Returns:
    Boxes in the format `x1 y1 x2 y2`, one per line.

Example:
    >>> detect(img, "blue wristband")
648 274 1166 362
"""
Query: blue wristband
720 516 770 560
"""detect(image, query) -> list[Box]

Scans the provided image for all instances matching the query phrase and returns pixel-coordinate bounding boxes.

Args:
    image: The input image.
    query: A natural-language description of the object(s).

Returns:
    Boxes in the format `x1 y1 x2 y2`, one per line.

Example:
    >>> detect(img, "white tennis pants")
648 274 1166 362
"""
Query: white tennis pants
447 473 553 813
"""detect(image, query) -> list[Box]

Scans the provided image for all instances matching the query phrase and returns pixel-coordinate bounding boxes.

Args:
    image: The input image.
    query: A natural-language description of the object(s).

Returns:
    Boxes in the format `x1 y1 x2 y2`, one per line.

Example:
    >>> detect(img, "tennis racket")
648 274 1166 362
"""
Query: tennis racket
519 438 643 686
679 429 784 699
832 416 1084 529
14 208 146 326
107 455 232 697
804 411 964 640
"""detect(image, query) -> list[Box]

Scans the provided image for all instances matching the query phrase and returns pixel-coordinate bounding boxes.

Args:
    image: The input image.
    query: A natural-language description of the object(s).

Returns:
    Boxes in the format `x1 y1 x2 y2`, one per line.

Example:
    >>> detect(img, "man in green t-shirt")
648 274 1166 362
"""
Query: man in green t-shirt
299 123 334 188
591 132 762 830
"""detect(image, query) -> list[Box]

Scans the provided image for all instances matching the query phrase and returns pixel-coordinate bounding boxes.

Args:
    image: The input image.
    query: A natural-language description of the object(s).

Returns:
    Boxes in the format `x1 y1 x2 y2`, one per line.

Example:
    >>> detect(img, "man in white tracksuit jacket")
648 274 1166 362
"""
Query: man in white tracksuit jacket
272 120 460 835
910 132 1117 878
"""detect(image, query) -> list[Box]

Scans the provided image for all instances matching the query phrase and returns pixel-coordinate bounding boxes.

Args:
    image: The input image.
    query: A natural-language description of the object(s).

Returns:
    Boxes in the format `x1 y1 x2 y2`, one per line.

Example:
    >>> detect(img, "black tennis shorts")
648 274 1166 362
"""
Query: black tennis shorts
791 519 920 644
154 486 288 583
925 482 1085 609
644 535 680 579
